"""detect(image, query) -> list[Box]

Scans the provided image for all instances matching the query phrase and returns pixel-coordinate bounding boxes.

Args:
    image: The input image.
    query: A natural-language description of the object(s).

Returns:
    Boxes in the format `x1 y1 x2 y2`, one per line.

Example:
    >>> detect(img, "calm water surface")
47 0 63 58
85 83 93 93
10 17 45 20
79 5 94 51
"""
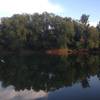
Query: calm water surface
0 53 100 100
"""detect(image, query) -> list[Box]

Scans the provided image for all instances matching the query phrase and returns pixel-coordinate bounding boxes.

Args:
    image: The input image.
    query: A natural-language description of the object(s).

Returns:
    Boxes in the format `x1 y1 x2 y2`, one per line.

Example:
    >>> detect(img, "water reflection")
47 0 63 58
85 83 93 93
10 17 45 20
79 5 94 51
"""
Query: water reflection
48 76 100 100
0 53 100 99
0 82 47 100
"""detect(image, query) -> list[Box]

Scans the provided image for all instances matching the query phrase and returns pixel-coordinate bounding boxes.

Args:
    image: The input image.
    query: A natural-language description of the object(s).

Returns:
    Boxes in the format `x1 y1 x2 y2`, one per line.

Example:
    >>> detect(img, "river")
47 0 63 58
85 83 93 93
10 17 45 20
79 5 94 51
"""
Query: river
0 53 100 100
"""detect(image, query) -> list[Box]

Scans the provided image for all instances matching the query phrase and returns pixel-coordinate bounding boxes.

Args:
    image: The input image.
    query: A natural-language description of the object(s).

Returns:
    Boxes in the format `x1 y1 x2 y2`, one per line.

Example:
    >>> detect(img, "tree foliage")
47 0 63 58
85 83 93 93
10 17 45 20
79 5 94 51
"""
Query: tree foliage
0 12 99 51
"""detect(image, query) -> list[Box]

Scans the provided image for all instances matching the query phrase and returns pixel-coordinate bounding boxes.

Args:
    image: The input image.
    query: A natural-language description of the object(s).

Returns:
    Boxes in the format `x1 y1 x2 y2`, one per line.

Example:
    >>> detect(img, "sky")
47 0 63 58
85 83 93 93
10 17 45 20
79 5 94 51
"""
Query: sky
0 0 100 26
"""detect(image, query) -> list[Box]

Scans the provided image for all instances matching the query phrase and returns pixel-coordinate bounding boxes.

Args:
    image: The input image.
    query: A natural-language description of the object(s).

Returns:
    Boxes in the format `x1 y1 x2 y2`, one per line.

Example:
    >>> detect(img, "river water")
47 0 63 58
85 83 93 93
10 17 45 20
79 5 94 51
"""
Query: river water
0 53 100 100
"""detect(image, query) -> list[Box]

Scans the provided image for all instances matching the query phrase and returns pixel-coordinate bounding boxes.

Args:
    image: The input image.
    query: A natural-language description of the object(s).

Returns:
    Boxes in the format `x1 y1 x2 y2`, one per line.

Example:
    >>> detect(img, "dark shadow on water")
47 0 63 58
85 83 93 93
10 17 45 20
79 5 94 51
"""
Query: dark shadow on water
0 53 100 100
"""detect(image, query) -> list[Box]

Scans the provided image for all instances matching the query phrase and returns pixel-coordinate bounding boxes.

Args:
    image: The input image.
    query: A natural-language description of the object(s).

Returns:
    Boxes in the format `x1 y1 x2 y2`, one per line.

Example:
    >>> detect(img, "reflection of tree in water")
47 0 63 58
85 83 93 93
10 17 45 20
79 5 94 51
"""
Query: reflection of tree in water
97 72 100 80
81 78 90 88
0 53 100 91
97 65 100 80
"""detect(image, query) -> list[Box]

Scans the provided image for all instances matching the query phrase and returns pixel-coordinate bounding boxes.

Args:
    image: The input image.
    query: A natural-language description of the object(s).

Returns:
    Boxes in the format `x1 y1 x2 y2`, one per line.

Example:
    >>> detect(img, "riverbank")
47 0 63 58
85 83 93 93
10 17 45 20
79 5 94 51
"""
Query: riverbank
0 48 99 56
46 48 100 56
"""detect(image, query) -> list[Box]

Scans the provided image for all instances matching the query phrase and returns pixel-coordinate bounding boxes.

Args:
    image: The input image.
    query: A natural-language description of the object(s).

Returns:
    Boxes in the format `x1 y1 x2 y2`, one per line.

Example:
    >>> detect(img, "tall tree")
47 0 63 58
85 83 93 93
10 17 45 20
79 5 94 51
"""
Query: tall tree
96 21 100 47
80 14 89 25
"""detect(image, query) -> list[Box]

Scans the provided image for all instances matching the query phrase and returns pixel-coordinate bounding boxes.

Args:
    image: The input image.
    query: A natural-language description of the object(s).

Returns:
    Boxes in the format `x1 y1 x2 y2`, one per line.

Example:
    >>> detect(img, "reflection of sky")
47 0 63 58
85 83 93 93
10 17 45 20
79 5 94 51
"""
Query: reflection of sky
0 82 47 100
48 76 100 100
0 76 100 100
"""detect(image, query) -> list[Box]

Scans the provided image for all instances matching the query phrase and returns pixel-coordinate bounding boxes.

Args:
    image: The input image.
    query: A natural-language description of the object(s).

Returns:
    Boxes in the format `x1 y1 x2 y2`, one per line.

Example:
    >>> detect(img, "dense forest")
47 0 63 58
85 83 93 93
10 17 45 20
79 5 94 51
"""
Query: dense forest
0 12 100 52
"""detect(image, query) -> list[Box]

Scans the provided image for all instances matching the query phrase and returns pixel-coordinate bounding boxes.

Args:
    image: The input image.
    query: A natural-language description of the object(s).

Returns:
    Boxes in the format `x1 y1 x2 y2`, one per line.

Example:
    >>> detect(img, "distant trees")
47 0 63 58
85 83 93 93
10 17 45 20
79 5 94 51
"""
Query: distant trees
96 21 100 48
0 12 100 51
80 14 89 25
88 26 99 48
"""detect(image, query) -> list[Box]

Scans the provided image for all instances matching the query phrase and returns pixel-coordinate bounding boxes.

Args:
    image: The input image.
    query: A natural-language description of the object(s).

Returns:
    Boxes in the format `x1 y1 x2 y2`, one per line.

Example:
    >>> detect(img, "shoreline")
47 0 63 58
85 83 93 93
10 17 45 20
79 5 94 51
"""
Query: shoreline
0 48 99 56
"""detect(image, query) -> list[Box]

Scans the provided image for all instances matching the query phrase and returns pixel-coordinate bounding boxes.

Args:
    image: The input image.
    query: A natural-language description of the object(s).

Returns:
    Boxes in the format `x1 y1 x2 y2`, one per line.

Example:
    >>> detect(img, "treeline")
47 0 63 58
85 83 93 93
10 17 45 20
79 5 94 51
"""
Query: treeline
0 12 100 51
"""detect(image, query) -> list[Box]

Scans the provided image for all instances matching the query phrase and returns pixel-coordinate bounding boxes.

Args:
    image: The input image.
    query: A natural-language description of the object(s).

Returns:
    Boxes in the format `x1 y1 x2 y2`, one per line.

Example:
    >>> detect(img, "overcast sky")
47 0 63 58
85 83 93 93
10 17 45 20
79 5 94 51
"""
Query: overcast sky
0 0 63 16
0 0 100 26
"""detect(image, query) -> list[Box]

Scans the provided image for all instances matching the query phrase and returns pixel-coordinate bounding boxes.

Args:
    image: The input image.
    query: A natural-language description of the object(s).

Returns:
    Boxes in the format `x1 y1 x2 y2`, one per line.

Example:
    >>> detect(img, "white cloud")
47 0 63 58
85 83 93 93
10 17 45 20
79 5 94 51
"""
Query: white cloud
0 0 63 17
89 21 97 27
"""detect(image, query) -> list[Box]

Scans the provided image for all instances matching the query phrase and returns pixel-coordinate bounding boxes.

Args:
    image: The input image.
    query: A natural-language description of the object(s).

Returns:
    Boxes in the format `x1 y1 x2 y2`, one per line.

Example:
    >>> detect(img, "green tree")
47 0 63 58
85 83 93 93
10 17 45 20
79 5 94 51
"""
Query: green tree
96 21 100 47
80 14 89 25
88 26 99 48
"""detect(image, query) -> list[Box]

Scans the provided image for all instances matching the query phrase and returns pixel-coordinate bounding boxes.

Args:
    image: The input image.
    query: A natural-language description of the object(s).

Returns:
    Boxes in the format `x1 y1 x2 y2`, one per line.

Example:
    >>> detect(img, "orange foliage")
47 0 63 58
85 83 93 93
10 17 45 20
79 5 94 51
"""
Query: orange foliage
46 49 72 56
